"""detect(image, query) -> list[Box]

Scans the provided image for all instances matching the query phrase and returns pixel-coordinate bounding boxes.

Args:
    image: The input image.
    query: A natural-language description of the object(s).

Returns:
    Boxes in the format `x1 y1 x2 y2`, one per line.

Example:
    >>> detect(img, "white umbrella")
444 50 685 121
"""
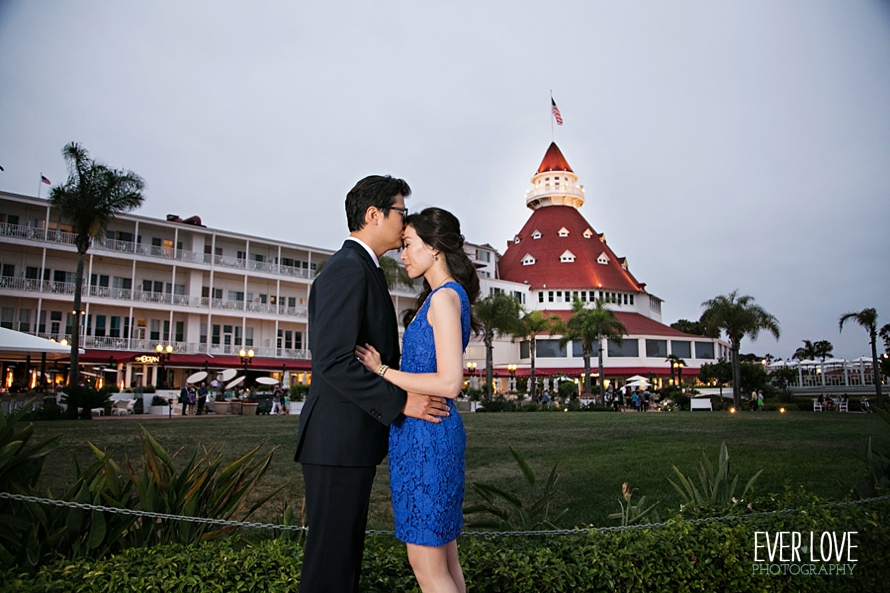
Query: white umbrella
626 380 650 388
0 326 84 360
256 377 279 386
626 374 648 382
226 376 245 389
220 368 238 381
186 371 208 384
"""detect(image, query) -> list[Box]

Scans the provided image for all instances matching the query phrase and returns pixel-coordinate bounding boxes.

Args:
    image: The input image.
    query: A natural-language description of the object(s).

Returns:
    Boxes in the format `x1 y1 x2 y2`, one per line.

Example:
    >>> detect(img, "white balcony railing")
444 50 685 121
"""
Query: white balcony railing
1 222 317 280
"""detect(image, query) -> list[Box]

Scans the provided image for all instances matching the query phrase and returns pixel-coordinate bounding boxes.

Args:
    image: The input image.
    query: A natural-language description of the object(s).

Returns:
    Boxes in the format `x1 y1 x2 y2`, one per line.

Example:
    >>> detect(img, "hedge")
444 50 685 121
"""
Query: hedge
2 496 887 592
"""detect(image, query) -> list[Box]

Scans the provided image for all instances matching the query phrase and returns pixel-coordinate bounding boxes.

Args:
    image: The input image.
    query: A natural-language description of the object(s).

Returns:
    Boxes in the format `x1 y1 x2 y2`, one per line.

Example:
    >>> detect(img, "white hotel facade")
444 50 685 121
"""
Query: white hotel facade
1 141 727 392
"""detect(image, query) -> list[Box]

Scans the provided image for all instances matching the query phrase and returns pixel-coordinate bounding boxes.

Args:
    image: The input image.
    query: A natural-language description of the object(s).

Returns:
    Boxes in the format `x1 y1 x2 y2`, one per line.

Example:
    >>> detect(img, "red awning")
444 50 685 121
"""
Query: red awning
73 350 312 371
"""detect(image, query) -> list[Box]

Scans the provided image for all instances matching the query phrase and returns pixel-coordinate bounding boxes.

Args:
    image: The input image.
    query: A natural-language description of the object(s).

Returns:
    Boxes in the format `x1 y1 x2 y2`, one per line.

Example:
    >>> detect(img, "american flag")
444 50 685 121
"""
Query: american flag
551 97 563 126
40 175 51 185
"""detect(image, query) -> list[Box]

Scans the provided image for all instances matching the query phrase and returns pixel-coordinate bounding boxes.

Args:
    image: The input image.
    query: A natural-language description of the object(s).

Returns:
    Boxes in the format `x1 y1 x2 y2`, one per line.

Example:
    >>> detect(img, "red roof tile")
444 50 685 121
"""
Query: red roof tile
540 310 702 338
536 142 574 174
499 205 643 291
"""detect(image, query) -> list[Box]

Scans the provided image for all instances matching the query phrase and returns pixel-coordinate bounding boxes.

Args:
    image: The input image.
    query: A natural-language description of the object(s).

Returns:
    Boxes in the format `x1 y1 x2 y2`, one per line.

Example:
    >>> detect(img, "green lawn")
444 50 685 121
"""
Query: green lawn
30 410 890 530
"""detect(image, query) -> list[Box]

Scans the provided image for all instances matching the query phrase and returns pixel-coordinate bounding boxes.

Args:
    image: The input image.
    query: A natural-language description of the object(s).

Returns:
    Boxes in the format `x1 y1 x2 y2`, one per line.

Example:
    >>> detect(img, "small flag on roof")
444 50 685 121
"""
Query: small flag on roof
551 97 563 126
40 175 51 185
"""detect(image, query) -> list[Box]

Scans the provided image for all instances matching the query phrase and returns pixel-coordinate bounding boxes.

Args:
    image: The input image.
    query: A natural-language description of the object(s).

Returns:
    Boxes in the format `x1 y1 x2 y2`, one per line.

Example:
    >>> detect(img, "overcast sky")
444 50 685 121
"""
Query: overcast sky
1 1 888 359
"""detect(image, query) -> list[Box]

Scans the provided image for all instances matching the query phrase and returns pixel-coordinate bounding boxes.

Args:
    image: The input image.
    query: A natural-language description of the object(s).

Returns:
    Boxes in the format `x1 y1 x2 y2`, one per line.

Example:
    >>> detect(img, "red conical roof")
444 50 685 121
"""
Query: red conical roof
499 205 643 292
536 142 574 174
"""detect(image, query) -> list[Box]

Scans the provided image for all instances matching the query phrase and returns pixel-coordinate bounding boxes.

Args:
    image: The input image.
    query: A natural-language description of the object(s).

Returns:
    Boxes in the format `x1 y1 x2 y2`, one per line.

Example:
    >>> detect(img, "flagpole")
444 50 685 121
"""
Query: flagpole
38 173 42 199
550 91 554 142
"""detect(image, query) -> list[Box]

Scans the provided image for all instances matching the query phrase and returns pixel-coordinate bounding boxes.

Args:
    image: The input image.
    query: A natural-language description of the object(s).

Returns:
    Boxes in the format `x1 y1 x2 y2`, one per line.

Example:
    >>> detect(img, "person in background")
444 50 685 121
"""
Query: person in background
179 384 190 415
197 382 208 415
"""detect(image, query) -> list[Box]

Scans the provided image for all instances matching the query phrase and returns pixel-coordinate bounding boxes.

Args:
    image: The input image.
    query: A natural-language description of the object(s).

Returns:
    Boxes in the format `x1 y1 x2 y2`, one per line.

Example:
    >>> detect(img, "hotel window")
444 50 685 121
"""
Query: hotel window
0 307 14 329
538 292 544 303
150 319 160 341
597 252 609 265
38 310 46 333
560 250 575 263
25 266 39 280
295 331 303 350
531 230 542 240
580 292 587 302
607 338 639 358
671 341 692 359
558 227 569 237
50 311 62 335
630 295 634 305
520 340 530 359
18 309 30 332
288 296 297 308
175 321 184 342
213 288 223 300
1 264 14 277
94 315 107 338
583 228 593 238
623 294 629 305
556 291 562 302
695 341 715 359
478 250 491 262
537 339 567 358
646 339 667 358
522 254 536 266
201 324 208 344
589 291 596 301
548 291 554 303
109 316 121 338
227 291 244 302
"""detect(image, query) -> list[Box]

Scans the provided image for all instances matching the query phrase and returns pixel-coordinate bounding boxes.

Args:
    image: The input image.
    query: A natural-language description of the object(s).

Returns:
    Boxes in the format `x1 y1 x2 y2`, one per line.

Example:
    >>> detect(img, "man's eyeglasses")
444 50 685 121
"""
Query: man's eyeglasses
386 206 409 221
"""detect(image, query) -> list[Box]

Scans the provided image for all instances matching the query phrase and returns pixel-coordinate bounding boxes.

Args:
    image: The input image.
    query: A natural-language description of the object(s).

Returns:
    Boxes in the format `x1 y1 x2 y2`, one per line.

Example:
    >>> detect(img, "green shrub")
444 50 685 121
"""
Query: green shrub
288 384 309 402
60 386 114 420
2 495 888 592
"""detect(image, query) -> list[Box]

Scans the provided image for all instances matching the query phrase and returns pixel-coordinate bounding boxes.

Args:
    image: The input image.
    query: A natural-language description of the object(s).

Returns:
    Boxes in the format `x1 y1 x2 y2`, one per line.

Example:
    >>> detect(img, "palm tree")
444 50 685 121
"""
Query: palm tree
701 291 780 410
665 354 686 387
793 340 817 361
48 143 145 385
474 293 522 400
839 308 882 406
794 339 834 362
515 310 554 401
551 299 627 399
379 255 413 290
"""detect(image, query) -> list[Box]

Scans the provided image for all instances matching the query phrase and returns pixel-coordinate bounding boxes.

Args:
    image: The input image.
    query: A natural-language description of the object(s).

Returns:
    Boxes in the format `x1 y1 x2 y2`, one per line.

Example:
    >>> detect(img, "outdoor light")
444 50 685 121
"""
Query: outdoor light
780 407 786 414
59 339 68 346
730 407 736 414
564 408 568 412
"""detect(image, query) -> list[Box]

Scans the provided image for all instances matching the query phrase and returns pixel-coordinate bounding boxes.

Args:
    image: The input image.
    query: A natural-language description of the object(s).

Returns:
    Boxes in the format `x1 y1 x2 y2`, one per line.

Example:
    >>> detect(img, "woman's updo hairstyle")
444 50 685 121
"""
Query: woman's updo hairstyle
401 207 481 334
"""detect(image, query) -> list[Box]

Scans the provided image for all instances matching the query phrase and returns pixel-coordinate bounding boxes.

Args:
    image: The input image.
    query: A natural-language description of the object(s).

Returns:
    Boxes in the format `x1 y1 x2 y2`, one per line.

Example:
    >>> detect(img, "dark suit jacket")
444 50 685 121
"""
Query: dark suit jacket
295 240 407 466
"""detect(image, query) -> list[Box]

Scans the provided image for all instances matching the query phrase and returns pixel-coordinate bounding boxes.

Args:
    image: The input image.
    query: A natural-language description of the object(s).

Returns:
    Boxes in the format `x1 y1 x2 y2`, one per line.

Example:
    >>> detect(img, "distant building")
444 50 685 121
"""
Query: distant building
1 142 727 393
463 142 728 392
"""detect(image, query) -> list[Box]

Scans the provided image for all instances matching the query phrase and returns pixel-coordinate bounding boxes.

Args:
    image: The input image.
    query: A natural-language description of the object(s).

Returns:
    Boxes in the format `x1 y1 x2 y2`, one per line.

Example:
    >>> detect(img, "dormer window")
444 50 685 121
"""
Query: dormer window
583 228 593 239
522 253 536 266
598 233 606 243
558 227 569 237
620 258 629 270
513 235 521 244
531 230 542 240
597 252 610 265
560 250 575 263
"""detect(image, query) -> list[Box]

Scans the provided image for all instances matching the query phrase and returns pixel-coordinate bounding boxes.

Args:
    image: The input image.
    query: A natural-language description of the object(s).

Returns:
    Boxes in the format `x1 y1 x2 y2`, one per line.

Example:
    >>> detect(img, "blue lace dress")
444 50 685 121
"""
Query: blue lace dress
389 282 470 546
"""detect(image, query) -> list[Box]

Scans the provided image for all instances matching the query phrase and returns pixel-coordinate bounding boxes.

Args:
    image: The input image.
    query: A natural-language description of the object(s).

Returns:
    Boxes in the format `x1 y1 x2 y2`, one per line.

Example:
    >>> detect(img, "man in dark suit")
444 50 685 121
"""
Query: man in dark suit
295 175 450 593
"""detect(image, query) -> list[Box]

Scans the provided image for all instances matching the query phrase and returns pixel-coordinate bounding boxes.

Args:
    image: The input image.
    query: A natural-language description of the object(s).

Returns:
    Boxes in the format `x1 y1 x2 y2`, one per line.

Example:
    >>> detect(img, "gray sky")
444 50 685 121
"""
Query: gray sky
1 1 888 359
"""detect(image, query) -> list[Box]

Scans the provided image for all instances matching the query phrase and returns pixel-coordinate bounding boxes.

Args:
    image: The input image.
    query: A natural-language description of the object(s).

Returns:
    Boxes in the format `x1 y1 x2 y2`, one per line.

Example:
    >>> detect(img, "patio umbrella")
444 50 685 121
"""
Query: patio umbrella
626 380 650 388
626 375 648 382
186 371 208 384
220 368 238 381
255 377 279 386
0 326 83 360
226 376 245 389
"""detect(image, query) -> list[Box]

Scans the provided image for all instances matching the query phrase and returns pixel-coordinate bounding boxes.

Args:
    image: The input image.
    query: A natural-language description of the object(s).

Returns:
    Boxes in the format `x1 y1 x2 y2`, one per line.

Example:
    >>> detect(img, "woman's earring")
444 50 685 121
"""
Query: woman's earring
432 253 438 261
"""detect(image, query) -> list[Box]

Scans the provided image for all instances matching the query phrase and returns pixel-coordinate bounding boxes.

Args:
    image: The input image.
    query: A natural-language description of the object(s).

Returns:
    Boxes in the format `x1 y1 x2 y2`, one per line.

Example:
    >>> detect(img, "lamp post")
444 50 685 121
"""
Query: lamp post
155 344 173 388
507 363 517 394
238 349 254 415
466 361 478 390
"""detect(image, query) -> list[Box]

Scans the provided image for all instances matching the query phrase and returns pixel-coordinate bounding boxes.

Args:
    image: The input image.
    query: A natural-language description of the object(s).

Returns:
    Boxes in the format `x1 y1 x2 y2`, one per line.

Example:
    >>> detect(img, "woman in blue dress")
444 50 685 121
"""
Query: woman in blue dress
356 207 480 593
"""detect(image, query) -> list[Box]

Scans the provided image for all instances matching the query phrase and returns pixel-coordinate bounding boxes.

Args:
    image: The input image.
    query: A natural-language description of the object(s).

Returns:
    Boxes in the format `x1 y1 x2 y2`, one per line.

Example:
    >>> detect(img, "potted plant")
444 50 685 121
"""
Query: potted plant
149 394 170 415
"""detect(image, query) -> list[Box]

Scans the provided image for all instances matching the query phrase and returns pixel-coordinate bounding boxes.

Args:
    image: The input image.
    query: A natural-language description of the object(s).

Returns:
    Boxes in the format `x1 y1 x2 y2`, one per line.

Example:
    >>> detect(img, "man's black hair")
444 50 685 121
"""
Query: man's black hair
345 175 411 232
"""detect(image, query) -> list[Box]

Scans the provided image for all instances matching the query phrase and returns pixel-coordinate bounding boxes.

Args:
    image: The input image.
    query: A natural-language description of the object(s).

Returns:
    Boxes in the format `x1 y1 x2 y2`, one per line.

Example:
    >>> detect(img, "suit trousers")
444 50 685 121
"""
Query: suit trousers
299 463 377 593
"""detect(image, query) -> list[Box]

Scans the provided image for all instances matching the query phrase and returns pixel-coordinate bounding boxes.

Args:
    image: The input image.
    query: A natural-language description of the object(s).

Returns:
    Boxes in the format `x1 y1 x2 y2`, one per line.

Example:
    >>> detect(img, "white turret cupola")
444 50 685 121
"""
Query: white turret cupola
525 142 585 210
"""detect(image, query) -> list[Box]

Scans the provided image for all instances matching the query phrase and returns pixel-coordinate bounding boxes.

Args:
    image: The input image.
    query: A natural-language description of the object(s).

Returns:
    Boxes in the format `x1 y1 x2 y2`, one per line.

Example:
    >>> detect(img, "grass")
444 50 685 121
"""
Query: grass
29 410 890 530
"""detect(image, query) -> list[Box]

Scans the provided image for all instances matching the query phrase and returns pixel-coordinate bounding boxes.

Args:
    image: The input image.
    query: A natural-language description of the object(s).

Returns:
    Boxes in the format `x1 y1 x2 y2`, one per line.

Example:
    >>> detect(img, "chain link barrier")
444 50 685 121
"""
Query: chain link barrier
2 491 888 539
